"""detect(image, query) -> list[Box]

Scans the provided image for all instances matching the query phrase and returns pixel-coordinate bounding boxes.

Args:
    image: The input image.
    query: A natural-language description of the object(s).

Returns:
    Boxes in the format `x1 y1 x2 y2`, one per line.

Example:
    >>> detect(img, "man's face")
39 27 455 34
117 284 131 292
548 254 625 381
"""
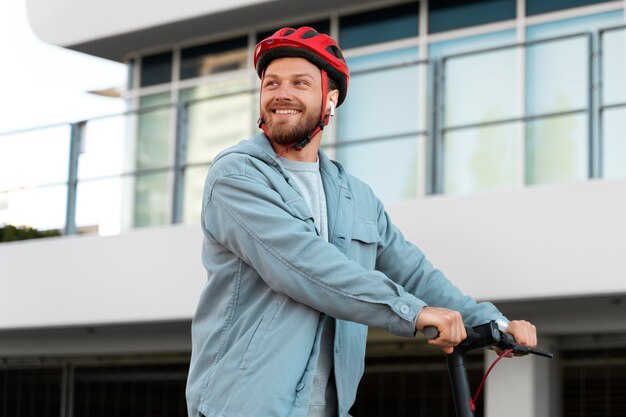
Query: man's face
260 57 323 146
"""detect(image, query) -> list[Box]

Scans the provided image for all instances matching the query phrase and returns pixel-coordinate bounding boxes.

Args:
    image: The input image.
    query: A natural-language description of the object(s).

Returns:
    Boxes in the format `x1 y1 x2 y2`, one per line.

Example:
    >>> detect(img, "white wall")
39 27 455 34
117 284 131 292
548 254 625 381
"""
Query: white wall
2 180 625 330
0 224 206 330
25 0 272 46
389 179 626 302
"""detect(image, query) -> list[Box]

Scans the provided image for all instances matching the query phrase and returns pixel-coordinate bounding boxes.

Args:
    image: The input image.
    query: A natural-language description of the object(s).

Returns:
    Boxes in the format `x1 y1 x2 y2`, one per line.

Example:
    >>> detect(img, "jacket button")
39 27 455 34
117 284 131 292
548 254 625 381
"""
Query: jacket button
296 382 305 391
400 304 410 315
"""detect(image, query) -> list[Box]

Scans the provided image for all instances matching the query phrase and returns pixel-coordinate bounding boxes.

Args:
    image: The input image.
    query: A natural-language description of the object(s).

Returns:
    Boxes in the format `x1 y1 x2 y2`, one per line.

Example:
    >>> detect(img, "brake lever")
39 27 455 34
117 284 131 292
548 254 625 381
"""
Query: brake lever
497 333 554 358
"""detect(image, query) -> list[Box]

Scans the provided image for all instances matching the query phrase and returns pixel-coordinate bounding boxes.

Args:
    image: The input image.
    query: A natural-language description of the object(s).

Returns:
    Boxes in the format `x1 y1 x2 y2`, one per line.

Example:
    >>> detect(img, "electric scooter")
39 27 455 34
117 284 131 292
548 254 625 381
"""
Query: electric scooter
424 321 554 417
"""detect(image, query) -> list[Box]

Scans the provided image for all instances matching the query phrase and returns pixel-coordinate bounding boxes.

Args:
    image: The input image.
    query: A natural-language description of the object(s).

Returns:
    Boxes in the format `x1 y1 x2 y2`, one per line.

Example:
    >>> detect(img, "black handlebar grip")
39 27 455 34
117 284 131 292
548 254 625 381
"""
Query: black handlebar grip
423 326 440 340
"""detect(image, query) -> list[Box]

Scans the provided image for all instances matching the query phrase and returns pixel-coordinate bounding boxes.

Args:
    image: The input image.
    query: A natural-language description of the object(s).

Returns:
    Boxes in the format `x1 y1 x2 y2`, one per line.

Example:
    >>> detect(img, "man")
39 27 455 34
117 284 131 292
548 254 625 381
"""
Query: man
186 27 536 417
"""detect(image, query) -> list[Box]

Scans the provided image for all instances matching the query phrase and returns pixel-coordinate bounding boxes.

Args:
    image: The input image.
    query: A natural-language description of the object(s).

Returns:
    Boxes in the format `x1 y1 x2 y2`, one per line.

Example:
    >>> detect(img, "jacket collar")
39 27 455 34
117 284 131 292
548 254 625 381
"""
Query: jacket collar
248 133 347 188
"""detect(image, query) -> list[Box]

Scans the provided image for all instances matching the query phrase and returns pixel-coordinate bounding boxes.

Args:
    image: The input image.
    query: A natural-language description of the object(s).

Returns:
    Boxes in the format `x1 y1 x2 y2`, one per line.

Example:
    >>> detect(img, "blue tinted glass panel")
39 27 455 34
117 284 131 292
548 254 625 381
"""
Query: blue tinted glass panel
133 171 169 228
339 3 419 49
527 0 613 16
183 164 211 224
335 135 420 202
336 47 421 202
137 93 171 169
429 0 515 34
444 46 519 127
603 108 626 179
526 35 589 116
181 37 247 79
429 29 516 58
181 79 252 165
443 123 518 194
602 28 626 106
526 10 623 40
525 114 588 185
338 47 421 141
140 52 173 87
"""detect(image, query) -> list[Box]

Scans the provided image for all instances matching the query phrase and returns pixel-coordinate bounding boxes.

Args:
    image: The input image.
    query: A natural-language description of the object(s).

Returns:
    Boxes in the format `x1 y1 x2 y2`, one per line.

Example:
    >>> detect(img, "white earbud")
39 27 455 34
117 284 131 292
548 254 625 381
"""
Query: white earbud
328 102 335 118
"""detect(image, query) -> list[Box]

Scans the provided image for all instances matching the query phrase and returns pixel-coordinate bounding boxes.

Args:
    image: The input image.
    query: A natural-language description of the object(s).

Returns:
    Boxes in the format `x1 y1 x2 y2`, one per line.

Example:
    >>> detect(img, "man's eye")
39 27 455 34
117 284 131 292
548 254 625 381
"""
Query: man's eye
264 81 278 88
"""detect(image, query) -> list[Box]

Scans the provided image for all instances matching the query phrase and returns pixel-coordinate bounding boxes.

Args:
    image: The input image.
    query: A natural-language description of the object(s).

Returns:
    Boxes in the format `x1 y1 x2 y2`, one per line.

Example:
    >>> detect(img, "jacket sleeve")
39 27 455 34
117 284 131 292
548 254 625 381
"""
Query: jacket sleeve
202 170 425 338
373 201 508 326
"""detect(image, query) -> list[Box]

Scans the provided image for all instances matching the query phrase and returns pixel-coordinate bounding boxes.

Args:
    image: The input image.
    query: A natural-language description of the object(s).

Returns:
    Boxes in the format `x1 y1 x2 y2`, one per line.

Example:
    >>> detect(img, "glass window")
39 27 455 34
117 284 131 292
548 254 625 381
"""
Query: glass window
0 126 70 191
443 123 518 194
179 79 252 224
137 93 171 170
183 164 210 224
133 171 169 228
76 177 125 235
525 114 589 185
339 48 421 141
0 126 69 231
603 108 626 179
180 79 252 165
336 47 421 202
525 35 589 116
180 36 247 79
335 135 421 202
78 116 129 180
1 185 67 231
601 27 626 106
339 3 419 49
444 46 519 127
526 10 623 40
140 51 173 87
527 0 613 17
429 0 516 34
256 20 330 43
133 94 172 229
429 29 516 58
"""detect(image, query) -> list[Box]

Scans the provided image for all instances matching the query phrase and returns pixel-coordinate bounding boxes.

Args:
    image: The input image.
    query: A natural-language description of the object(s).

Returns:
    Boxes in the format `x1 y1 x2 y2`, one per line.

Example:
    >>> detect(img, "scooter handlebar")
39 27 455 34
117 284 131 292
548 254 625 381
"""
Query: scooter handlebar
422 321 553 358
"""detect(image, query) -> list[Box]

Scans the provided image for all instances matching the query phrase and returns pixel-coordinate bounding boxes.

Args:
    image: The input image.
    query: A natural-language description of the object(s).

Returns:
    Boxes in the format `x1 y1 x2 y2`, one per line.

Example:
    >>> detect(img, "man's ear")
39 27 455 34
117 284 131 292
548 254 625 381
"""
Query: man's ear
326 89 339 116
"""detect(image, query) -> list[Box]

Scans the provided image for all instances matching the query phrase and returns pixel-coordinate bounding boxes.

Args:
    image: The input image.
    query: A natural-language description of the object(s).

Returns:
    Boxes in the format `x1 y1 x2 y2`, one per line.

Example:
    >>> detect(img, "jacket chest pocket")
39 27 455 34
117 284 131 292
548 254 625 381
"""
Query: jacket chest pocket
347 219 380 270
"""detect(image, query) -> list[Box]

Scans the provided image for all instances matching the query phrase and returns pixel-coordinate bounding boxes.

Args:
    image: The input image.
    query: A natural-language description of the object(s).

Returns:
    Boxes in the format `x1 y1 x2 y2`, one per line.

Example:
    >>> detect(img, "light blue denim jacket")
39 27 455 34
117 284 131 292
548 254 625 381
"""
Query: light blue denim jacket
186 134 506 417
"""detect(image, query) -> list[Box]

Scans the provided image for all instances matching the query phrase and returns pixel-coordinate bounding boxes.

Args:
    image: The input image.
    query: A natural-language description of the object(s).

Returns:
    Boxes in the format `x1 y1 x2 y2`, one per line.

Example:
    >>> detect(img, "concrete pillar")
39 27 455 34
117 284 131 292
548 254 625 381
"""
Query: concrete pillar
484 337 560 417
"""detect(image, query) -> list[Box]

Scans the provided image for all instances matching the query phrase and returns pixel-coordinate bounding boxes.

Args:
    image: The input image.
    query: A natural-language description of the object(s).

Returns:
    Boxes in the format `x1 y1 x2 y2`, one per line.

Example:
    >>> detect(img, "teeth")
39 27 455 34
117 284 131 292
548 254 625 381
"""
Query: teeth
275 109 300 114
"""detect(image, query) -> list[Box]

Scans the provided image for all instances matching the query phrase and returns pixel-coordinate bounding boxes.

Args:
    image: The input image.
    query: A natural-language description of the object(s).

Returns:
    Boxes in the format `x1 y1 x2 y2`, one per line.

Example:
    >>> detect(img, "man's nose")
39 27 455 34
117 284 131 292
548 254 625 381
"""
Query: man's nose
274 83 294 100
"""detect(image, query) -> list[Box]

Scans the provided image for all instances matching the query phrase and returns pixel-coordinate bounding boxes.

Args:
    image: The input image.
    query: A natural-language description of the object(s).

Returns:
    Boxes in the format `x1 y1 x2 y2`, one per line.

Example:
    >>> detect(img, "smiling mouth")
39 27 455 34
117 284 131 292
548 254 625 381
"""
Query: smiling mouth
273 109 301 115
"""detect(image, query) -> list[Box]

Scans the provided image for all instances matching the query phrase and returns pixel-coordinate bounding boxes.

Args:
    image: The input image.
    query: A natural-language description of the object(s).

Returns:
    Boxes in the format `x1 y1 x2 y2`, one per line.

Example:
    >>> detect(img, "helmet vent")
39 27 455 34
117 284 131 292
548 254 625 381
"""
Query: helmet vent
301 29 319 39
283 28 296 36
326 45 346 62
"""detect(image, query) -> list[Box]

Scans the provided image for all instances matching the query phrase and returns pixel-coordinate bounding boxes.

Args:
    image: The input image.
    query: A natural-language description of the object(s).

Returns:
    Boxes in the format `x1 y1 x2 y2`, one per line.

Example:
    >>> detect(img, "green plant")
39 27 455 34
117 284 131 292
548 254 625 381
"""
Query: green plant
0 225 62 242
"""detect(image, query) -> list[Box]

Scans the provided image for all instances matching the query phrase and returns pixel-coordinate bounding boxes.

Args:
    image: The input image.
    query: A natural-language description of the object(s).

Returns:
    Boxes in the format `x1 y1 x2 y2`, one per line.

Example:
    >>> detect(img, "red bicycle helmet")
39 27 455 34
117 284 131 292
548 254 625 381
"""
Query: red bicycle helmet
254 27 350 106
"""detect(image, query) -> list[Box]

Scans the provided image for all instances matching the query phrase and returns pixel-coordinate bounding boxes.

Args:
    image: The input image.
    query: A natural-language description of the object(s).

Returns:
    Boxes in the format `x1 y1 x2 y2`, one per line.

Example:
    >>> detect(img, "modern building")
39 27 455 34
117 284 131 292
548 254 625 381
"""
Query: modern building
1 0 626 416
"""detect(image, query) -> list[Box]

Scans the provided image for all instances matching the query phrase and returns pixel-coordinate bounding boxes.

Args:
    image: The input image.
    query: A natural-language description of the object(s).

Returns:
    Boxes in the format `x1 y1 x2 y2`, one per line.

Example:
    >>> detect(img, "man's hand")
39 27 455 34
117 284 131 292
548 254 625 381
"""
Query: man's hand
495 320 537 357
416 306 466 354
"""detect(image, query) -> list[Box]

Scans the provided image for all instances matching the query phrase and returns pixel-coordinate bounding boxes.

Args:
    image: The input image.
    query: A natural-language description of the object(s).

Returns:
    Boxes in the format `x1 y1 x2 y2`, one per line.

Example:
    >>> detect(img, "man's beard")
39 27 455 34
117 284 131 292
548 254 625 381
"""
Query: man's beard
262 107 321 146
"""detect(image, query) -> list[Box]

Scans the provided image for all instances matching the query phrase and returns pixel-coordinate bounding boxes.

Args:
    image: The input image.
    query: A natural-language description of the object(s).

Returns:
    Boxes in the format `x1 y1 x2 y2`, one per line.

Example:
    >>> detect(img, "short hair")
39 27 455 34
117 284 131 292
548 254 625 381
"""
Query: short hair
327 76 338 93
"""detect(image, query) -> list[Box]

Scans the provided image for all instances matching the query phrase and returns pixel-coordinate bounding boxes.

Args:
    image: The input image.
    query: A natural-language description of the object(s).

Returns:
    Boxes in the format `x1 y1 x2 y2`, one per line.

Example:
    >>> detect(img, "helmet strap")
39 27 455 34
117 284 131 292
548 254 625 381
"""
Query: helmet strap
290 69 329 152
258 68 272 139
